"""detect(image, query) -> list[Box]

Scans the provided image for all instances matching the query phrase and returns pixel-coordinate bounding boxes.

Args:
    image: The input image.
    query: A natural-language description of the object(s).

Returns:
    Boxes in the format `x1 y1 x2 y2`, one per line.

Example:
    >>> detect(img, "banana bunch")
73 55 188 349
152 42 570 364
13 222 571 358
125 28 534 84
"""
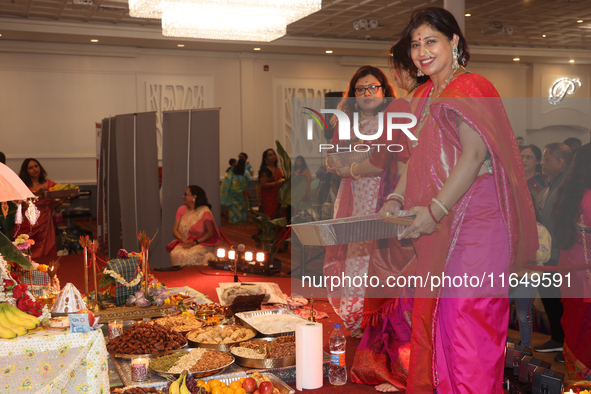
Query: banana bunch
0 303 40 339
169 372 190 394
49 183 79 191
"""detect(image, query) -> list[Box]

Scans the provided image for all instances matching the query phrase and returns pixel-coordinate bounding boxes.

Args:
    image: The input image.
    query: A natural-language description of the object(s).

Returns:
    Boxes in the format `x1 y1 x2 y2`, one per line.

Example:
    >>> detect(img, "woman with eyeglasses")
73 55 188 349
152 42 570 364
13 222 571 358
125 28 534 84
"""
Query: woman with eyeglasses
166 185 222 267
323 64 420 341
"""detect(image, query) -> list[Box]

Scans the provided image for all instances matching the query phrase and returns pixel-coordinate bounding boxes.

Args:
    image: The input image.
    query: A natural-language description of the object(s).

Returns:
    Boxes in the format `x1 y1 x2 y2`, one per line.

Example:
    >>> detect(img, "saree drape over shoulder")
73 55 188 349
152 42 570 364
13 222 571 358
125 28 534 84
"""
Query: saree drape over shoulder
404 73 538 393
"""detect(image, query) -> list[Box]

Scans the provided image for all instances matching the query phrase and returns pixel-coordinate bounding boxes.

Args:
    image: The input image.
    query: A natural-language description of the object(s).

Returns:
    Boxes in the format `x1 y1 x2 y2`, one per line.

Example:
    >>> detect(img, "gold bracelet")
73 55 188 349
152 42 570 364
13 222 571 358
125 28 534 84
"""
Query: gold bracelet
350 163 361 180
431 198 449 216
387 193 405 204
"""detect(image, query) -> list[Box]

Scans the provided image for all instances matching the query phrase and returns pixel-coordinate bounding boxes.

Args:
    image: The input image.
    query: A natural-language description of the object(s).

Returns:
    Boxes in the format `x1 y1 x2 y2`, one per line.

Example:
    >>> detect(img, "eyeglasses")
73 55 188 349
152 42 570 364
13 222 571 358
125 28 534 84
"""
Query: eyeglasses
355 85 382 96
183 192 193 196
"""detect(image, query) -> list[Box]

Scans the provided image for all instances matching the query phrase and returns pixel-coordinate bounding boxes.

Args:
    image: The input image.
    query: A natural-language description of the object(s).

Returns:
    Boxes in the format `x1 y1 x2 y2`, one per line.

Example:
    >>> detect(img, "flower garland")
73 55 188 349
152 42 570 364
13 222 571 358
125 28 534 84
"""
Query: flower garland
102 269 143 288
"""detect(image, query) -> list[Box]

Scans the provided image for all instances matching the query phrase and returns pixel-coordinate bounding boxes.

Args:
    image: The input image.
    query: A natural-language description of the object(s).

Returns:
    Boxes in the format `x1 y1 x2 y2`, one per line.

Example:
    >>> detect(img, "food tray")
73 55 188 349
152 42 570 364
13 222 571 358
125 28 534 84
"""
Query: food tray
111 354 246 388
230 337 295 369
235 309 310 337
148 348 235 379
116 372 293 394
42 188 79 199
109 340 188 359
187 325 256 352
326 148 374 168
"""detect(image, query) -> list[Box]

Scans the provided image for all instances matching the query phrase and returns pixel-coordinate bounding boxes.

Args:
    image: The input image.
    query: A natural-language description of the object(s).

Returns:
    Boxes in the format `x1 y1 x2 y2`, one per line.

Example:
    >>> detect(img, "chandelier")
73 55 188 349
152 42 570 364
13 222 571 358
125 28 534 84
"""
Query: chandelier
128 0 322 42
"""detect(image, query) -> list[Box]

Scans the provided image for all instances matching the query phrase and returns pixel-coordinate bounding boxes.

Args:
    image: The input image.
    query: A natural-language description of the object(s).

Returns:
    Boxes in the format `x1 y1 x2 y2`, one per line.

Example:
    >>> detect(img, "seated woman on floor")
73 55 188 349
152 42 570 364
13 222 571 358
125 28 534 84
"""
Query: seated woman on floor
166 185 222 267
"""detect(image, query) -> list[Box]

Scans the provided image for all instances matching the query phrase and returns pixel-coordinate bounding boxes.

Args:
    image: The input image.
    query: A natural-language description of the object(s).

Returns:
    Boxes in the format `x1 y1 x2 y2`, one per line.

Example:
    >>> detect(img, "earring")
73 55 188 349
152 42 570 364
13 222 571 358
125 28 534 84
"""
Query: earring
452 47 459 71
417 69 424 77
354 103 359 111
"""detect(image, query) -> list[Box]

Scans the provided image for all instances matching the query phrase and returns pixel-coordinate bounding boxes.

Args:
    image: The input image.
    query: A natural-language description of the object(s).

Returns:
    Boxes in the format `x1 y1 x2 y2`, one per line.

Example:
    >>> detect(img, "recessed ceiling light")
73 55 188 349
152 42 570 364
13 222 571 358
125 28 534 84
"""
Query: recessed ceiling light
577 20 584 23
253 47 261 51
569 59 575 63
90 39 98 42
542 34 546 37
326 50 333 54
465 13 471 17
0 34 2 37
513 57 520 61
177 44 185 47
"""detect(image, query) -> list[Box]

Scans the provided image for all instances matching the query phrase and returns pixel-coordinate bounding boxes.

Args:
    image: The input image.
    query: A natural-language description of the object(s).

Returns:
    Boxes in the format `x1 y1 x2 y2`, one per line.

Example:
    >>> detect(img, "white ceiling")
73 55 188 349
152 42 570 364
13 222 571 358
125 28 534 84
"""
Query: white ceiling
1 0 591 63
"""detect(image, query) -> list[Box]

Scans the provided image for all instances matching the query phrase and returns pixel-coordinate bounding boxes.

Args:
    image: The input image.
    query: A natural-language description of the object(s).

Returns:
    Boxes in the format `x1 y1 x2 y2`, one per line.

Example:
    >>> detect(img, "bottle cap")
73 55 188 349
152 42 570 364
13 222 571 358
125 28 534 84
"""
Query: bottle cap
334 323 340 329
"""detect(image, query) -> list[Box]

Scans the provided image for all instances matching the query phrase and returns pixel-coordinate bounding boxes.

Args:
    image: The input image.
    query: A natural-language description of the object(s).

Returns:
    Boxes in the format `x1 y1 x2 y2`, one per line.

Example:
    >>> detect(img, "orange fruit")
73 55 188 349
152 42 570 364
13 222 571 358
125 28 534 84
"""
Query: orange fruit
234 388 247 394
209 380 222 389
221 382 227 388
196 380 206 388
230 381 242 390
223 388 234 394
212 387 224 394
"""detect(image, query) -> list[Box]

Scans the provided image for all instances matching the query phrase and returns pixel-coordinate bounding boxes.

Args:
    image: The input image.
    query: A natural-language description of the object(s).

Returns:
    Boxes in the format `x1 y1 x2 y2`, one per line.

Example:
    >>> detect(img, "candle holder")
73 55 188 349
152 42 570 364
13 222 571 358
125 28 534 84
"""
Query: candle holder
108 320 123 340
131 356 150 382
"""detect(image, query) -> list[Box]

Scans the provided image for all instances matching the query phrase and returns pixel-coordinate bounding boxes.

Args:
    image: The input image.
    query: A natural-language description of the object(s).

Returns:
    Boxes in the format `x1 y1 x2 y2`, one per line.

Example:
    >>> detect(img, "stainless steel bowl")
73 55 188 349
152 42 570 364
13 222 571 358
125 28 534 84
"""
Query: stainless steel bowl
186 325 256 352
148 348 235 379
229 337 296 369
235 309 309 337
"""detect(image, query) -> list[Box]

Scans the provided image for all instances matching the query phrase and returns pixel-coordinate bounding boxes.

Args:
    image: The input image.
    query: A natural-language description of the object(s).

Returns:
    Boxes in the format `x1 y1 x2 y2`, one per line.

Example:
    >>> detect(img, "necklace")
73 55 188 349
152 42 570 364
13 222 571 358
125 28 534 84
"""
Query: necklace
412 70 458 148
359 111 374 120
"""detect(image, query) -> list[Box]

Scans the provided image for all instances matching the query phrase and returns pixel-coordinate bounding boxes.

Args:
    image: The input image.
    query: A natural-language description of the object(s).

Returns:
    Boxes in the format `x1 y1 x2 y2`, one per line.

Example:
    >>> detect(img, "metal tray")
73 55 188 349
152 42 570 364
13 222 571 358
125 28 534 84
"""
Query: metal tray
230 337 295 369
148 348 235 379
235 309 310 337
108 340 188 359
289 211 440 246
326 148 374 168
186 325 257 352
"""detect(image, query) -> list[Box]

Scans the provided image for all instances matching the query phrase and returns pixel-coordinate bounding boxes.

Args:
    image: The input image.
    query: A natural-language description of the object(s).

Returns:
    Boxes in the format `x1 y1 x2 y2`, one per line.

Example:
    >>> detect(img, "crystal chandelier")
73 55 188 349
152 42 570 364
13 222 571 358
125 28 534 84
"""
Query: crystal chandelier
128 0 322 42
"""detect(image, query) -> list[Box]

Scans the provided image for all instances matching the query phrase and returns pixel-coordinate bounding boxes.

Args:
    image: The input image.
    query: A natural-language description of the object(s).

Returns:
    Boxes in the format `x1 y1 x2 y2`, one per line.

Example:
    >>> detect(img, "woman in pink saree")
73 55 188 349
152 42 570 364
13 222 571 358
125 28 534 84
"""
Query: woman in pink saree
167 185 221 267
552 143 591 380
381 8 538 393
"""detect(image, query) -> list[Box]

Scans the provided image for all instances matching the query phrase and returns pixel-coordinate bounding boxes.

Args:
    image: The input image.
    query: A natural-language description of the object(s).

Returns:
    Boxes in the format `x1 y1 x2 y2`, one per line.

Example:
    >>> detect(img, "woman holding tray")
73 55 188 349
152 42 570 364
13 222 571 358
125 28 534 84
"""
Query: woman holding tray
552 143 591 381
324 60 423 341
381 8 538 393
15 158 58 258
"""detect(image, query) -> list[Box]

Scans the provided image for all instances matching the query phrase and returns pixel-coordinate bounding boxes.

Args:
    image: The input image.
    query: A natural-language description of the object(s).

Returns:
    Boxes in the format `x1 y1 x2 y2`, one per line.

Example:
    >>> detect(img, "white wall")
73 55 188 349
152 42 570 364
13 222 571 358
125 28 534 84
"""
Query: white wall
1 41 585 186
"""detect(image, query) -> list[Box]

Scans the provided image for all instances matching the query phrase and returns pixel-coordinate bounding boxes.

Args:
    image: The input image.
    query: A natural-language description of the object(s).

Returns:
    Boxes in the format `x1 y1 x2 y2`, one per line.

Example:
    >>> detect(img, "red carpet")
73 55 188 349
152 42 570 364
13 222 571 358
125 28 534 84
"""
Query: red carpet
39 253 382 393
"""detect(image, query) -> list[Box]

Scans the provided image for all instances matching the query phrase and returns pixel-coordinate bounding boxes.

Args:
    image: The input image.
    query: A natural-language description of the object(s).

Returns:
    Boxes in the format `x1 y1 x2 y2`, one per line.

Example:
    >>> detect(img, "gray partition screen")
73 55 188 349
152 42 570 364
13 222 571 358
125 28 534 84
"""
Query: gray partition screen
161 108 221 268
98 112 162 267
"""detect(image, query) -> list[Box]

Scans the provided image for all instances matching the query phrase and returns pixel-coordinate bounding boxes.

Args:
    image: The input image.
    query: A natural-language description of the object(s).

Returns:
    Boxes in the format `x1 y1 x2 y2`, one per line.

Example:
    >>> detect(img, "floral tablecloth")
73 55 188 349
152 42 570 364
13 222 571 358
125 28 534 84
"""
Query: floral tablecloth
0 328 109 393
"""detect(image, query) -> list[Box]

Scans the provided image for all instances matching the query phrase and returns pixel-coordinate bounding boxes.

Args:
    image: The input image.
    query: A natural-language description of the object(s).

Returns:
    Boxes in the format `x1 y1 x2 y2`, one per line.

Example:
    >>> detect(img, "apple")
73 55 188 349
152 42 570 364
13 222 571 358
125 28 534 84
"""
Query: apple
258 382 274 394
242 378 257 393
76 309 95 327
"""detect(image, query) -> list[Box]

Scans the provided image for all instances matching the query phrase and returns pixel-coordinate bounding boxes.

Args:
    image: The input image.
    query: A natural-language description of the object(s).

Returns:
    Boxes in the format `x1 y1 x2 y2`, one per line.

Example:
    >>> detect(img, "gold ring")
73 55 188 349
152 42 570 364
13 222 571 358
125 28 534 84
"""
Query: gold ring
411 233 420 239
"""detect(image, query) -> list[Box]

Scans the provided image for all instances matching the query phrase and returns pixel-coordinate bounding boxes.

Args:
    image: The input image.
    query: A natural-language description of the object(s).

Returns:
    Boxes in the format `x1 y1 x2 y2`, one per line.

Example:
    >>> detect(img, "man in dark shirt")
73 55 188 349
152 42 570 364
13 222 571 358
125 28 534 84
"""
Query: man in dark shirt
535 143 573 362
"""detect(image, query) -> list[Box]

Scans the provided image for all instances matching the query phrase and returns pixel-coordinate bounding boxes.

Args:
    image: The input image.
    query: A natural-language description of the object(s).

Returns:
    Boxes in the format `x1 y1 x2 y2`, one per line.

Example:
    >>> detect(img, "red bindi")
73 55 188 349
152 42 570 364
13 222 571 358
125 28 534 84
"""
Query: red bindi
418 38 421 41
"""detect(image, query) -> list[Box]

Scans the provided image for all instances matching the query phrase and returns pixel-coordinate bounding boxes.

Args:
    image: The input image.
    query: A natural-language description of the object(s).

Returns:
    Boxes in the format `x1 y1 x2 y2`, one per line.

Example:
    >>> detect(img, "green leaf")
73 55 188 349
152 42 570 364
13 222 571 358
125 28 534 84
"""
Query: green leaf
0 232 32 269
276 140 291 180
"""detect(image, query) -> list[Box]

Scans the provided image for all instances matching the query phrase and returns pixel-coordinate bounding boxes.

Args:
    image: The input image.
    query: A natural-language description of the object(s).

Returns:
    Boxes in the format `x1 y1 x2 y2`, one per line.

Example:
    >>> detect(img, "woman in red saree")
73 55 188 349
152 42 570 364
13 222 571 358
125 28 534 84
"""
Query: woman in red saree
15 158 58 258
324 65 405 339
349 38 427 392
382 8 538 393
167 185 221 267
552 143 591 380
259 149 285 220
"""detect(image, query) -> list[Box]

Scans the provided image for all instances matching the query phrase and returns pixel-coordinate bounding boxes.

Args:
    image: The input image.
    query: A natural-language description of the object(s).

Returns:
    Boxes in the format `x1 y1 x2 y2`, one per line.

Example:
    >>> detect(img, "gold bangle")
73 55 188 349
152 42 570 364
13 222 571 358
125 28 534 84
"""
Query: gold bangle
350 163 361 180
387 193 405 204
431 198 449 216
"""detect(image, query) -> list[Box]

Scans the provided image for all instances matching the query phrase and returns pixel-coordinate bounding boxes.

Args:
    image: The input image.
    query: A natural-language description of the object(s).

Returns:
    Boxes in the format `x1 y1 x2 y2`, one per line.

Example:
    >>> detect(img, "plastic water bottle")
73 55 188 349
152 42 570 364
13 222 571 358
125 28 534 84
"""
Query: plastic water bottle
329 323 347 385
